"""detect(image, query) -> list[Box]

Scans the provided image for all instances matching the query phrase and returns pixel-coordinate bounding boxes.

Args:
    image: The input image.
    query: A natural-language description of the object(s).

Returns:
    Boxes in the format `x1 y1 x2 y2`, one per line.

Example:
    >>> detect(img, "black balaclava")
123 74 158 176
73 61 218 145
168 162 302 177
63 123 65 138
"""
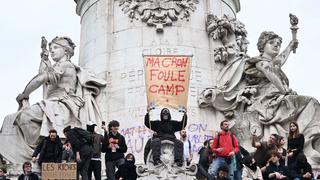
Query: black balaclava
243 156 257 171
160 108 171 121
86 124 96 133
125 153 135 165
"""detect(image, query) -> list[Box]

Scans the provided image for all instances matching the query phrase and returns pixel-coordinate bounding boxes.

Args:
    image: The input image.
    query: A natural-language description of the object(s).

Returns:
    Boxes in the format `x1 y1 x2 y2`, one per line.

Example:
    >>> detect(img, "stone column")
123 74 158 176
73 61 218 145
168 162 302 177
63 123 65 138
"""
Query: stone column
74 0 240 162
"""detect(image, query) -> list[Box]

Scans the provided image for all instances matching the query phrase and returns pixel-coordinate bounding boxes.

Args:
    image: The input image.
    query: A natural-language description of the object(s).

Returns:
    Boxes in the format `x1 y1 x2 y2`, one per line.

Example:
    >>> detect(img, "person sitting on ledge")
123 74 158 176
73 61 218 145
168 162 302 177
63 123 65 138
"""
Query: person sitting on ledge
144 107 187 166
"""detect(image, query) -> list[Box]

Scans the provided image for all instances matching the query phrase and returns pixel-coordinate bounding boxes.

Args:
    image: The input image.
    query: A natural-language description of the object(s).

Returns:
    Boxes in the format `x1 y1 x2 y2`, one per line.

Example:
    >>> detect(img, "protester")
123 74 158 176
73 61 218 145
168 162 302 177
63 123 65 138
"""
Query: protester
0 167 9 180
62 142 75 163
287 121 305 166
212 165 231 180
87 124 104 180
144 107 187 166
277 136 287 166
115 153 138 180
31 129 63 165
63 126 93 180
180 129 193 166
196 139 213 180
289 153 314 180
233 146 249 180
242 155 263 180
208 120 239 179
18 162 39 180
102 120 127 180
252 133 278 173
264 151 289 180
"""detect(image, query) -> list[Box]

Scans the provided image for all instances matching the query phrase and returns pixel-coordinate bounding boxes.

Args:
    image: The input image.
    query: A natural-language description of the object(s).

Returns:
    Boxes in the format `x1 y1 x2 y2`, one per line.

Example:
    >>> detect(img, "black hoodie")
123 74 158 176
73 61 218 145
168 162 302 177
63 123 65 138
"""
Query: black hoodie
32 136 63 164
144 108 187 137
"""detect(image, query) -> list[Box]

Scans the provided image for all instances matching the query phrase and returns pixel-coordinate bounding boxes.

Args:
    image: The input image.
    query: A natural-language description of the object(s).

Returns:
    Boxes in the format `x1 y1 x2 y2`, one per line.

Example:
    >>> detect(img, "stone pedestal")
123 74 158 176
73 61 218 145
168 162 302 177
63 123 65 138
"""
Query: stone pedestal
74 0 240 163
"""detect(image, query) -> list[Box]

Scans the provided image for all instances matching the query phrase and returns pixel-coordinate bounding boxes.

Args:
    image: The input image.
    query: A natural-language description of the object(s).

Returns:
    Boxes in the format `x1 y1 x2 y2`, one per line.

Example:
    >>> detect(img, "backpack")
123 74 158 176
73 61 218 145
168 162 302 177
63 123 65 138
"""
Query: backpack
216 132 235 148
73 127 94 145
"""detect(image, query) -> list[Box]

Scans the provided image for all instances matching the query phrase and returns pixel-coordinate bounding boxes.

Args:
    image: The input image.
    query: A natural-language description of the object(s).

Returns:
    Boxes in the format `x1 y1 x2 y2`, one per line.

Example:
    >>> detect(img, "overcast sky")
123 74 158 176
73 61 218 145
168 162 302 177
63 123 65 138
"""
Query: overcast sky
0 0 319 127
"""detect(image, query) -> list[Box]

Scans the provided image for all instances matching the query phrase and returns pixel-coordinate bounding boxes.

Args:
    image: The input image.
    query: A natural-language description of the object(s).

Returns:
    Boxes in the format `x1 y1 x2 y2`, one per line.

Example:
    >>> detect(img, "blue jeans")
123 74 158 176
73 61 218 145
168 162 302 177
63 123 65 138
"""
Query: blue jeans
208 157 234 180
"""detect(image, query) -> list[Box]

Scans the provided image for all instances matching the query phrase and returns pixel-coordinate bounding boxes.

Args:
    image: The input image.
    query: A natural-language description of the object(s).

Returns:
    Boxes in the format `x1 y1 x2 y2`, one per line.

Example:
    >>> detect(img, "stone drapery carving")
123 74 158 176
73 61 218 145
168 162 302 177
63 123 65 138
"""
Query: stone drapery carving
0 37 106 163
119 0 199 32
199 15 320 166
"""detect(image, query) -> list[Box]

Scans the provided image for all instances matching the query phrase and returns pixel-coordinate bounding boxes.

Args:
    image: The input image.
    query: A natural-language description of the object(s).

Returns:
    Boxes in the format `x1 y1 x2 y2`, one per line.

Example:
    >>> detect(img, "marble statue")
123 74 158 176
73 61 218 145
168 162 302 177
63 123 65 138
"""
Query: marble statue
0 36 106 164
198 15 320 166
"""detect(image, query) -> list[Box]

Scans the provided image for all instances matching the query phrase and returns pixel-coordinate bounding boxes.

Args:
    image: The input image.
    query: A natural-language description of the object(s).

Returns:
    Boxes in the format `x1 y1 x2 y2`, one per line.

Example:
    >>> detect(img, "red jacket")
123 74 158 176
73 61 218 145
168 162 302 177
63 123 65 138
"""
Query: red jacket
211 131 239 157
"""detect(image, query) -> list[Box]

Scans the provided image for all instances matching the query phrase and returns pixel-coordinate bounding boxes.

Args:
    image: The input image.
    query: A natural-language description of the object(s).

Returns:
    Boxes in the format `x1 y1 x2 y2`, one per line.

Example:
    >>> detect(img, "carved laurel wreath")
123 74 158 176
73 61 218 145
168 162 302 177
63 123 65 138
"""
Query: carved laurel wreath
119 0 199 32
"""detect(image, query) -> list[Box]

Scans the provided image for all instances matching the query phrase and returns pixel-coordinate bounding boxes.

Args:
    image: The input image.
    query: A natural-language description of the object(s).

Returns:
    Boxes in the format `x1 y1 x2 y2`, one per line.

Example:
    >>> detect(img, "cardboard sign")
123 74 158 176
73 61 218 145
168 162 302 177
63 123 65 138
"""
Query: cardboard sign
42 163 77 180
144 55 191 109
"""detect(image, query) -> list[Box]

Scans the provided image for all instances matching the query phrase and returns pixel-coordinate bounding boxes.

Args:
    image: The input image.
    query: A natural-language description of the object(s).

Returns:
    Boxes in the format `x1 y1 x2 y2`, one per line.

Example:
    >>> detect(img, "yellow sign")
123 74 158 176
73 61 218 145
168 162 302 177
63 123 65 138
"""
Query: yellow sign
42 163 77 180
144 55 191 109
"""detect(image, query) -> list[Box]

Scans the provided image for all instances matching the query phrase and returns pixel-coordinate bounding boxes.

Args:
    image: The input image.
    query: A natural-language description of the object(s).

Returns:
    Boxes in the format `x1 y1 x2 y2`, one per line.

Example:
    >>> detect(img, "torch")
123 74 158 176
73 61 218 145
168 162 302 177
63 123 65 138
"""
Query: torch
289 13 299 53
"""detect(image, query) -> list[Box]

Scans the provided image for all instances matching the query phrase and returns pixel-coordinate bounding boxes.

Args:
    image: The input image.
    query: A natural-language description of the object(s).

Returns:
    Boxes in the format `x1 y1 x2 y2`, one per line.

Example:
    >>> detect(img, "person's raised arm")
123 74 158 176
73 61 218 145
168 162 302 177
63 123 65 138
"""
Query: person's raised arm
251 134 261 148
144 112 150 129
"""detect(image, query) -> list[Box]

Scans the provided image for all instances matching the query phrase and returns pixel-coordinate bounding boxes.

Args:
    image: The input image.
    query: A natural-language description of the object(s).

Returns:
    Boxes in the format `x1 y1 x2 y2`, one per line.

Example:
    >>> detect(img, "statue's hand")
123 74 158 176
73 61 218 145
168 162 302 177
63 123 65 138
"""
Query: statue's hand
289 39 299 51
40 49 49 60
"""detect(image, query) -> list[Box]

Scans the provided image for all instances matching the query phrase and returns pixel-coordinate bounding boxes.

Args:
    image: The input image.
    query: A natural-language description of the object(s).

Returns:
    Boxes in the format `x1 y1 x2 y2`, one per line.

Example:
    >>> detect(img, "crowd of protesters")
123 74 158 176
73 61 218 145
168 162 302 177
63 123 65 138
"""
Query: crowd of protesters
0 110 318 180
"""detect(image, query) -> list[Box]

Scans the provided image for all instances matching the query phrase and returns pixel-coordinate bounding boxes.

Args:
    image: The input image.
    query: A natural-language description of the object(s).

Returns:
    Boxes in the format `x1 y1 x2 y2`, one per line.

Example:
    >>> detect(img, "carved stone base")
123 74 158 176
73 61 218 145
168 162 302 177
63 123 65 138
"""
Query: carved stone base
137 140 197 180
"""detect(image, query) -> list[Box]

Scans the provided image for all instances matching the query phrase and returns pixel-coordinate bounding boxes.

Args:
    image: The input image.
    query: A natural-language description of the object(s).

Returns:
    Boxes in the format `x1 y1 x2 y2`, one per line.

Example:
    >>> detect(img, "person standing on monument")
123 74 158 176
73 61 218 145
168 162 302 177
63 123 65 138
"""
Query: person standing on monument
63 126 93 180
101 120 127 180
208 120 239 179
179 129 193 166
87 124 104 180
31 129 63 165
287 121 304 167
144 107 187 166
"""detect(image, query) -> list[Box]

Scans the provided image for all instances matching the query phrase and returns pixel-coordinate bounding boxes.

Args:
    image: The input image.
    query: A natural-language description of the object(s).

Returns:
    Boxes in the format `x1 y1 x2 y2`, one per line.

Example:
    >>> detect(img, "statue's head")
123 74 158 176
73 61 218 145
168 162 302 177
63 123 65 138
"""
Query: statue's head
49 36 76 61
257 31 282 56
160 108 171 121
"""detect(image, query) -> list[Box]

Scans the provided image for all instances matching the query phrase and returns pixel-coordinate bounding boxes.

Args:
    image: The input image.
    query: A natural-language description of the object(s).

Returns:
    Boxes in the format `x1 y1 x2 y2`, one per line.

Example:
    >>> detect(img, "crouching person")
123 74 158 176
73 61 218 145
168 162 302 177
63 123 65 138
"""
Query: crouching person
144 108 187 166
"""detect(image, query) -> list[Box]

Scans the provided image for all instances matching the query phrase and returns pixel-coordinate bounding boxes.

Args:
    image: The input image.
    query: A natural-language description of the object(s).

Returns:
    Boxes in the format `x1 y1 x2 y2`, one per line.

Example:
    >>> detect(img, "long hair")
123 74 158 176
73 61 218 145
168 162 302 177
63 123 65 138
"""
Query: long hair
288 121 300 139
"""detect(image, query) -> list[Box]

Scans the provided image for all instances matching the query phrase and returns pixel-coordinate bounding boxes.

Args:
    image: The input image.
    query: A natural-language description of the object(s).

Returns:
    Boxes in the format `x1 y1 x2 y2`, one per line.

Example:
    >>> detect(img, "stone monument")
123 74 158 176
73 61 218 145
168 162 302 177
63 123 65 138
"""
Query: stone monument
1 0 319 177
74 0 241 164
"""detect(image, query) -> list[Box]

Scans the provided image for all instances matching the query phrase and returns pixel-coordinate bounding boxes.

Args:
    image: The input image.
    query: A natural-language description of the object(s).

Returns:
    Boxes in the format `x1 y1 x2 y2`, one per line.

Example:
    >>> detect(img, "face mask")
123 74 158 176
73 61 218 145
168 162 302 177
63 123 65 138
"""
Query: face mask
249 162 257 171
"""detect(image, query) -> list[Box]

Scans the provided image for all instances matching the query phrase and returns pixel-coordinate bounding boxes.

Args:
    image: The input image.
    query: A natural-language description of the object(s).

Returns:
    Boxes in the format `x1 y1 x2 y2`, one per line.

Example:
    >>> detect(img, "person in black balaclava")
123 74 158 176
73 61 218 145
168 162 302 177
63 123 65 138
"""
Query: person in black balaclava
242 155 263 180
87 124 104 180
144 107 187 166
115 153 138 180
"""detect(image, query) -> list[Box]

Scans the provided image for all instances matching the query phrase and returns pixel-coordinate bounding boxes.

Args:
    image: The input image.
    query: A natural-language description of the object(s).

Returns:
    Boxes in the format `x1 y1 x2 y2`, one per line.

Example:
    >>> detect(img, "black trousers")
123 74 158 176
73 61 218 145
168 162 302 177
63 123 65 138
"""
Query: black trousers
77 155 91 180
88 160 101 180
151 137 183 163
